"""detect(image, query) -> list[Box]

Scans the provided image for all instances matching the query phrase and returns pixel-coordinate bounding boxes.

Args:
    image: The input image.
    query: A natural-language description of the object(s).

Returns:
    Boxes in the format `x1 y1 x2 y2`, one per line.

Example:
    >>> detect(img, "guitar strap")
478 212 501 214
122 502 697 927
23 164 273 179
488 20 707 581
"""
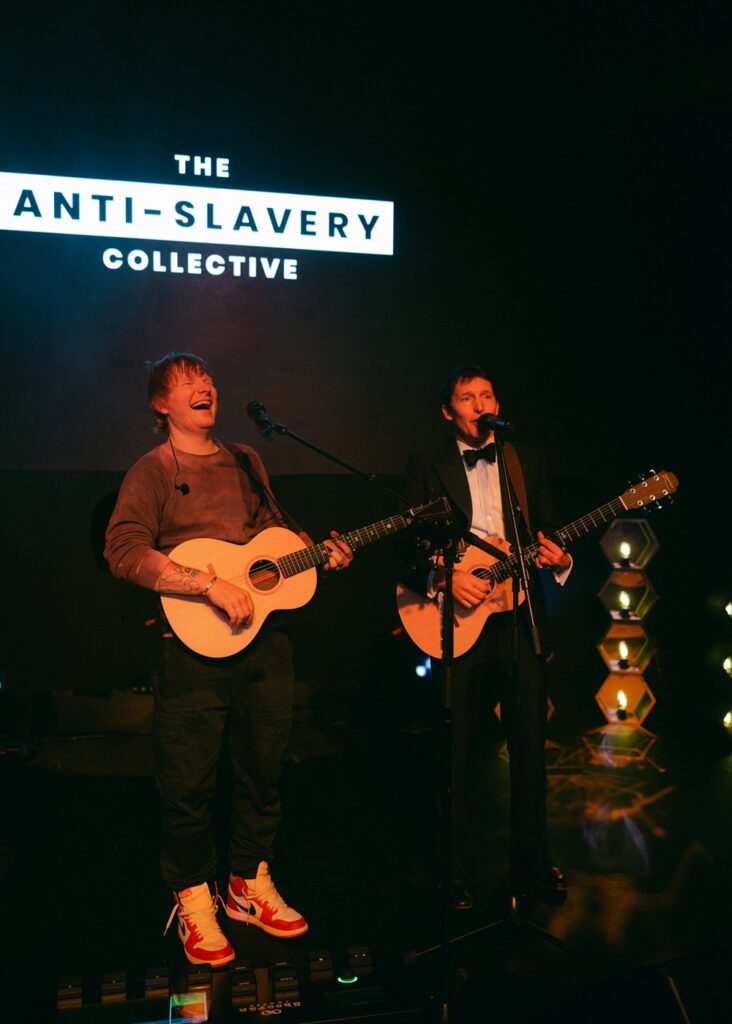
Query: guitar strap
224 443 314 546
503 443 533 537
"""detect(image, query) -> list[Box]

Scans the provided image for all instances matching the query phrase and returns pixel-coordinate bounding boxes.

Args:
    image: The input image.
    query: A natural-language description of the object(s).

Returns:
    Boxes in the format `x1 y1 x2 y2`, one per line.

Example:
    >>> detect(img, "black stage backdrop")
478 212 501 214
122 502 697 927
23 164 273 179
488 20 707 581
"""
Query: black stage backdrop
1 5 729 738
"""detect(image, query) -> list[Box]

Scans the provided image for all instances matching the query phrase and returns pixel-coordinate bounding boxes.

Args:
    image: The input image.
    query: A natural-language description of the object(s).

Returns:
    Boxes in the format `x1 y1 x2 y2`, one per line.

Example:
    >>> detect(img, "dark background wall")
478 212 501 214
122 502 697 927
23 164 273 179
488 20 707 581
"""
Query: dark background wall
1 4 729 738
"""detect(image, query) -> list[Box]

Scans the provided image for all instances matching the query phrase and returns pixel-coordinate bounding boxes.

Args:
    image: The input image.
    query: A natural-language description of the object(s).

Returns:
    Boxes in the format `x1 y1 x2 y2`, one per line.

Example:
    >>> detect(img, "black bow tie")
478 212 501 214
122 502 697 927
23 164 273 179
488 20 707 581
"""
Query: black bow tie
463 443 496 467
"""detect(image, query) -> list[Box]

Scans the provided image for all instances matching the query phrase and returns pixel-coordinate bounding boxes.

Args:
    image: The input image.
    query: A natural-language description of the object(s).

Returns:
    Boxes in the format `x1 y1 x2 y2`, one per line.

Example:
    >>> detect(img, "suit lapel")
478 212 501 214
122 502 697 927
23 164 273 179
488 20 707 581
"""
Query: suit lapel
435 439 472 522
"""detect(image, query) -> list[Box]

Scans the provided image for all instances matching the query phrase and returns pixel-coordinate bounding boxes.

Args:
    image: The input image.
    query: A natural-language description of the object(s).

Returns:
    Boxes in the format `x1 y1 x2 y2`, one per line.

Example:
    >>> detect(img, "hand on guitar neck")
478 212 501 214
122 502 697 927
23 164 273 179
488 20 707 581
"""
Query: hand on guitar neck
534 531 571 573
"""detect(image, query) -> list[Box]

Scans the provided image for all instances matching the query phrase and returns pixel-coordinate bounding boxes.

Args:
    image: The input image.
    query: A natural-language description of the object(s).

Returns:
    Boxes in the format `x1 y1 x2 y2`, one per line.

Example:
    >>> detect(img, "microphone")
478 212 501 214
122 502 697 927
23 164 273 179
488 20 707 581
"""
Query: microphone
247 400 275 438
477 412 516 433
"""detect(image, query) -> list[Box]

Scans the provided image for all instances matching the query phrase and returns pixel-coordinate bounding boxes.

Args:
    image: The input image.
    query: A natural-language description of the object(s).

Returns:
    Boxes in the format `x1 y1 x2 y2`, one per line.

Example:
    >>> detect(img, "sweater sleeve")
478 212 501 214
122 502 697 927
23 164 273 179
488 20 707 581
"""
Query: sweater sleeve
103 453 171 590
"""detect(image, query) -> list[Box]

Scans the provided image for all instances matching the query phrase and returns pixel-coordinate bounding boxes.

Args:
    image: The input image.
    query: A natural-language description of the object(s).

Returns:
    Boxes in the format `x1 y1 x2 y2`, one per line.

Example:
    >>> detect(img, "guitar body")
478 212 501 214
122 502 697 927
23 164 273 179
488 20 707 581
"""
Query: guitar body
161 528 317 658
396 538 525 660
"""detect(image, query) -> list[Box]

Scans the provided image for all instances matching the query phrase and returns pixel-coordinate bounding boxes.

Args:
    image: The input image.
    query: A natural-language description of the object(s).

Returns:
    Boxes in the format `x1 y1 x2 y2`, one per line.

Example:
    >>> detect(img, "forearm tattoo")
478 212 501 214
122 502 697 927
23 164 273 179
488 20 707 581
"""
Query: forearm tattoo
157 562 202 594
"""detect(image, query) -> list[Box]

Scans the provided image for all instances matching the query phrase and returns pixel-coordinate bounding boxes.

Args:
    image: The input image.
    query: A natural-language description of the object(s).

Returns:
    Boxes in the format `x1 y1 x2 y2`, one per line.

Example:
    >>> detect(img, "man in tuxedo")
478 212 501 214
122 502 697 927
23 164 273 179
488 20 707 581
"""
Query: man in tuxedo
104 351 353 966
401 364 571 909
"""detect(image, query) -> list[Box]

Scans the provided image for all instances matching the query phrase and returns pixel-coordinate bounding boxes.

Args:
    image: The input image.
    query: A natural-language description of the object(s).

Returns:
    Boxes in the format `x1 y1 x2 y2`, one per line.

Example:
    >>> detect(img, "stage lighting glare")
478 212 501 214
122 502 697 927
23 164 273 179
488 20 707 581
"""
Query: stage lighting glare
414 657 431 678
724 657 732 676
726 602 732 617
724 712 732 728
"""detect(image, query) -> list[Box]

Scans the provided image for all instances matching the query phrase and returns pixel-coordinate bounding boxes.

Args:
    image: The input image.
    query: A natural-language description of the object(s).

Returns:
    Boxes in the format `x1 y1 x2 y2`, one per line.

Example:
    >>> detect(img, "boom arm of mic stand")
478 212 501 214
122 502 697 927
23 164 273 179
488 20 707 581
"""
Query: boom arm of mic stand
462 531 509 562
266 420 412 507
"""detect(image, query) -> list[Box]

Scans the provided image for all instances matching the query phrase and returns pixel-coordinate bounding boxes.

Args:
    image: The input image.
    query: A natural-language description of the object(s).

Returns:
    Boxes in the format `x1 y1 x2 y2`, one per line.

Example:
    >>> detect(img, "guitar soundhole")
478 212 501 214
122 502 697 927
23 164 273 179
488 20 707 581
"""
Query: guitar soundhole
248 559 281 593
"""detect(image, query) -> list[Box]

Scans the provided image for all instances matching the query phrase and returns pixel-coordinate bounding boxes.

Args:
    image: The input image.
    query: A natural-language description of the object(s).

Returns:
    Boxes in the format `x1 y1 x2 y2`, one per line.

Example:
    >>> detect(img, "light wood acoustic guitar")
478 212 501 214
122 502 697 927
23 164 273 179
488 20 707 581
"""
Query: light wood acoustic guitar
161 498 449 657
396 469 679 660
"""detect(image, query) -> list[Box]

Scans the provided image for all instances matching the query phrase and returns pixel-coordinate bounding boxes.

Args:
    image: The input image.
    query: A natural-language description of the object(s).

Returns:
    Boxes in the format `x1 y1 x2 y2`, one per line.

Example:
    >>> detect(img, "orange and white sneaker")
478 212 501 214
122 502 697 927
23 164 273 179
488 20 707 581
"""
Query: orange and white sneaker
225 862 308 938
164 882 235 967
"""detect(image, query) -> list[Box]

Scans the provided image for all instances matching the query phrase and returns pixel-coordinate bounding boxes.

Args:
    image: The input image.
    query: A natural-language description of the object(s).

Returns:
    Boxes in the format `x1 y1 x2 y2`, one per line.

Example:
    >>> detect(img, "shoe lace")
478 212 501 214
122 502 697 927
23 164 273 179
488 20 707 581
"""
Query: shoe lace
163 885 223 942
257 876 286 906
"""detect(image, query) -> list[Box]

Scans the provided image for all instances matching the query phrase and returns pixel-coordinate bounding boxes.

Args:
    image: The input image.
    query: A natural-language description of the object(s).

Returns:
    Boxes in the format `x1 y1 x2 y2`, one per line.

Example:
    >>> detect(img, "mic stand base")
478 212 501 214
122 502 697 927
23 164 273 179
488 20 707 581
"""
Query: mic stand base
403 885 600 982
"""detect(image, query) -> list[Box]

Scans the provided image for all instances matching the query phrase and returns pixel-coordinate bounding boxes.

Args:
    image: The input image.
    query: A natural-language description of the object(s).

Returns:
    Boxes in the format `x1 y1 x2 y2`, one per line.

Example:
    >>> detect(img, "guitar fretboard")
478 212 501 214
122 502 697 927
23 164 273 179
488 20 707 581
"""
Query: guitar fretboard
278 513 412 578
482 495 628 584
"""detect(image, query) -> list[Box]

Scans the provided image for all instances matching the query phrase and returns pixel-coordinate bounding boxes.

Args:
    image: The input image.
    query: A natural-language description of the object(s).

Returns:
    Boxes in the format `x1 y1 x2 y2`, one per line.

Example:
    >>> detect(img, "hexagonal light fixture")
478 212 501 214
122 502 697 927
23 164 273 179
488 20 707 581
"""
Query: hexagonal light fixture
600 518 660 569
599 570 658 621
595 672 656 725
597 622 657 673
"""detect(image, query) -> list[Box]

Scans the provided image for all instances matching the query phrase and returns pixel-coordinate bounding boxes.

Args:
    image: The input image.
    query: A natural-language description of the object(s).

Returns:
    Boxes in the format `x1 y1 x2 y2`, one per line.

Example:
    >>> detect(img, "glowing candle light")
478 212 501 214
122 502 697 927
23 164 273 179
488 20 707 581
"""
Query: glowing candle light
725 602 732 618
619 591 631 615
619 541 632 562
724 712 732 728
618 641 630 669
616 689 628 721
724 657 732 676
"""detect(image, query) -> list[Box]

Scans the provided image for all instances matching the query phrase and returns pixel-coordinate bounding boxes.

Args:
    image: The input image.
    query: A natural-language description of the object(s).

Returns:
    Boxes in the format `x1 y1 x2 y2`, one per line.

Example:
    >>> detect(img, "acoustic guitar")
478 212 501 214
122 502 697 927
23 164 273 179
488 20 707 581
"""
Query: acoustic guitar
161 498 449 657
396 469 679 660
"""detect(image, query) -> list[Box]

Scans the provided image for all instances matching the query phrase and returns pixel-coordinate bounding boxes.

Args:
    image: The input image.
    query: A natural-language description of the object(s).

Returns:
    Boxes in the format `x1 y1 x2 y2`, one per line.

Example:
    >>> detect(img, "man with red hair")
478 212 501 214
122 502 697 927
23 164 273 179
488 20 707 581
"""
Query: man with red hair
105 352 353 966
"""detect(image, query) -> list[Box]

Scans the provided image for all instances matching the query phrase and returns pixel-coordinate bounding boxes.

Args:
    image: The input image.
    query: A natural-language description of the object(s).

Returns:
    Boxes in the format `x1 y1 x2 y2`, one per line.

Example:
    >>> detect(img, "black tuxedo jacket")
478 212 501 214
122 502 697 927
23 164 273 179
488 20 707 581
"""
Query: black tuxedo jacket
400 437 563 603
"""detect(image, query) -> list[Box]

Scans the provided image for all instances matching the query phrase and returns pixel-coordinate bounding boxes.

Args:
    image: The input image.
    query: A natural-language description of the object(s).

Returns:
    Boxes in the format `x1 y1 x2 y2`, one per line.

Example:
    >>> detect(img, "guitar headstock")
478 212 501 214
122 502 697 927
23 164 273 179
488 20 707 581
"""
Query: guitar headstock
619 470 679 511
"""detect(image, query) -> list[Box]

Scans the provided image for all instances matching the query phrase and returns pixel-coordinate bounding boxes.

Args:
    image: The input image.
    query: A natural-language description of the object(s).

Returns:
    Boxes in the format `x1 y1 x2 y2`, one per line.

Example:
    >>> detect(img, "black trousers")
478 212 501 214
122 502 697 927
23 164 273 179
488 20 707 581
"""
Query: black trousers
153 629 295 889
434 607 549 876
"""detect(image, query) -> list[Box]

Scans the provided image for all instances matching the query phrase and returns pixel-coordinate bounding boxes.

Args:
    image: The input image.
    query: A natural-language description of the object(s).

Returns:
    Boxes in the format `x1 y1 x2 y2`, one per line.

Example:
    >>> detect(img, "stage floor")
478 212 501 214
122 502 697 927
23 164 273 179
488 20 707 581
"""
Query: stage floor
3 697 732 1023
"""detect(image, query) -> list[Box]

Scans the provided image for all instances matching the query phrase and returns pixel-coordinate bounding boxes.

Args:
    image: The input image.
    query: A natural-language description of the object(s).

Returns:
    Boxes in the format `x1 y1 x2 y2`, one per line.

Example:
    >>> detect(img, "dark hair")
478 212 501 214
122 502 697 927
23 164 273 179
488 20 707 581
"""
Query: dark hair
439 364 496 408
146 351 212 432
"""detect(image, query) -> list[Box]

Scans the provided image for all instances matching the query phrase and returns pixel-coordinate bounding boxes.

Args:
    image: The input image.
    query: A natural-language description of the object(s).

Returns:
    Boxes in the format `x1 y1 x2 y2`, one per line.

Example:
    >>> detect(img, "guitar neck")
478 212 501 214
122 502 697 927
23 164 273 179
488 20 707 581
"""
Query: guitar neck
277 512 412 579
491 495 628 582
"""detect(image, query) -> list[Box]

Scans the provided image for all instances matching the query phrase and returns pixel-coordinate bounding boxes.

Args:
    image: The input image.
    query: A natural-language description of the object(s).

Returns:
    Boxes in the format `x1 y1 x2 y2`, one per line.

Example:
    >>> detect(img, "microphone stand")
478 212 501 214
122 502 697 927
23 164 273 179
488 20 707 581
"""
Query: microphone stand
401 515 512 1022
251 410 497 1018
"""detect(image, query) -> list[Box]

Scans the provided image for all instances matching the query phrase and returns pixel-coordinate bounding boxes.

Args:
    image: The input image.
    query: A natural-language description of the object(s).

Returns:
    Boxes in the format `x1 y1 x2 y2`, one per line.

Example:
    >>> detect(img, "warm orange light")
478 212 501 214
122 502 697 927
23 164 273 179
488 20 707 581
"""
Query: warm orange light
619 542 632 561
617 690 628 710
618 641 629 662
619 591 631 610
